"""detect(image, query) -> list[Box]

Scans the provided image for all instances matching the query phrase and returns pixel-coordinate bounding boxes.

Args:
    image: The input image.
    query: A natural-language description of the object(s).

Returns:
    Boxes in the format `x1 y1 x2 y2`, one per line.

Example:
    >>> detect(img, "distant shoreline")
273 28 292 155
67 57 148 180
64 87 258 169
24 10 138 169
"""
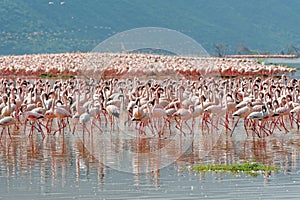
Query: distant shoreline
226 54 299 59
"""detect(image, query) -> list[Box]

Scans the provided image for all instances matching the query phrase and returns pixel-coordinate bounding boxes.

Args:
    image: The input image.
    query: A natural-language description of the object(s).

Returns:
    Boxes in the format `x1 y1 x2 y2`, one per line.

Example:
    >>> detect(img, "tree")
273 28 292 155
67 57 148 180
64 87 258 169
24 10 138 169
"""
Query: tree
214 44 228 57
287 45 300 55
235 44 251 55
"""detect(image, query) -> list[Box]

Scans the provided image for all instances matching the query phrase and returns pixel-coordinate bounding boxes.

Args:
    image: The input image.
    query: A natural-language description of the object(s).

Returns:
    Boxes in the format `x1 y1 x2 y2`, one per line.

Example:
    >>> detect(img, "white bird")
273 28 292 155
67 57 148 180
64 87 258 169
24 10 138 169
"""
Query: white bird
131 104 152 134
79 112 90 125
106 104 120 118
1 93 16 117
0 116 16 139
131 105 148 122
21 109 45 138
247 105 270 137
231 101 253 136
247 105 268 120
291 105 300 130
173 105 194 134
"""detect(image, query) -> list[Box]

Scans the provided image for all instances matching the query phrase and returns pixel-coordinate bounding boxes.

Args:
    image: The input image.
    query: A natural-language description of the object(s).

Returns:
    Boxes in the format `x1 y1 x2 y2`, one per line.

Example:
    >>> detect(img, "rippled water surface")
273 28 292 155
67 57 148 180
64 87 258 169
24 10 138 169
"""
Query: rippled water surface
1 118 300 200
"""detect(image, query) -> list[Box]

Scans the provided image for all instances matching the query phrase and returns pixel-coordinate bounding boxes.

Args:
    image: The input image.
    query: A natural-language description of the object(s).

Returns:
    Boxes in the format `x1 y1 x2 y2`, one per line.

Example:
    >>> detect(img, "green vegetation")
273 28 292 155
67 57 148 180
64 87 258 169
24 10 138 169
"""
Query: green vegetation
285 65 300 70
1 1 300 55
190 162 280 177
39 73 74 79
61 74 75 79
39 73 57 78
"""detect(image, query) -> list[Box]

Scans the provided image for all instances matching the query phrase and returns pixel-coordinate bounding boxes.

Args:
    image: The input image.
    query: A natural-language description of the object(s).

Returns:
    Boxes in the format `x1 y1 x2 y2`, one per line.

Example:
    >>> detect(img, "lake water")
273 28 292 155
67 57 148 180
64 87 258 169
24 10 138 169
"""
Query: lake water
2 60 300 199
265 57 300 79
1 117 300 200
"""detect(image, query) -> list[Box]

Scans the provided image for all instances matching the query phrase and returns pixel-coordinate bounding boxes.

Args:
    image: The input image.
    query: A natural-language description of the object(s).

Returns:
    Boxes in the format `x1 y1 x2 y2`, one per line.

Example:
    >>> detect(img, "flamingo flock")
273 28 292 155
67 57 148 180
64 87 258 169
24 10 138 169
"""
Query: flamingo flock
0 52 295 78
0 69 300 139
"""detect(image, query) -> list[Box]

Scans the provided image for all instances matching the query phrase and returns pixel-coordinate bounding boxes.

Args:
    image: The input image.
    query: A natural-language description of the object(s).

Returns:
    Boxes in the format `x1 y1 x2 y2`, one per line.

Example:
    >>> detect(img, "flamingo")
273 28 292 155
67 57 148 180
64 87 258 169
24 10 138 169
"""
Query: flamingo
247 105 270 137
79 109 91 137
85 101 103 133
231 101 253 136
104 93 124 128
0 116 16 140
31 101 47 115
20 107 45 138
291 104 300 130
203 91 227 131
146 100 167 137
273 101 293 133
105 104 120 128
53 105 72 135
131 104 152 134
22 87 37 111
173 104 194 135
0 95 8 113
1 94 16 117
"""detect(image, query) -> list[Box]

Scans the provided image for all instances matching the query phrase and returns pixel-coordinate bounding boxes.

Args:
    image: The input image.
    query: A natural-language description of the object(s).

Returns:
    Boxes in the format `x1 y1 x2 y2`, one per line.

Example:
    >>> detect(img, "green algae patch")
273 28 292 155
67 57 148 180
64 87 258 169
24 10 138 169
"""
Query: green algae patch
61 74 75 79
39 73 74 79
39 73 57 78
191 162 280 175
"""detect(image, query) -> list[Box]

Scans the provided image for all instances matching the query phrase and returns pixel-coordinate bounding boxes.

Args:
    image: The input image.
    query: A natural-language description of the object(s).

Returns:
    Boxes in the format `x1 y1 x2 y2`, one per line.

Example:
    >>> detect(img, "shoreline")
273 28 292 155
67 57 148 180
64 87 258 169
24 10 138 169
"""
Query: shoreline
226 54 300 59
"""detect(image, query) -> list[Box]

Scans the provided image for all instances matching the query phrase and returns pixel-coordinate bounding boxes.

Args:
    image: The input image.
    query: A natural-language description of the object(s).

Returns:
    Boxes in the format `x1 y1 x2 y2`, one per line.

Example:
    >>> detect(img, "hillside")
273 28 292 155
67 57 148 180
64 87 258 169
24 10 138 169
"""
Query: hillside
1 0 300 55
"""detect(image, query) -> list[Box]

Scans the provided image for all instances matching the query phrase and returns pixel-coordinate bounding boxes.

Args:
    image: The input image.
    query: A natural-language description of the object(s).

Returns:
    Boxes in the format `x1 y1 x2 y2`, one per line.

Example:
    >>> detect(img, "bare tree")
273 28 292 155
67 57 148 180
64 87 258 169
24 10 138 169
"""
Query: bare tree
214 44 228 57
236 44 251 55
287 45 300 55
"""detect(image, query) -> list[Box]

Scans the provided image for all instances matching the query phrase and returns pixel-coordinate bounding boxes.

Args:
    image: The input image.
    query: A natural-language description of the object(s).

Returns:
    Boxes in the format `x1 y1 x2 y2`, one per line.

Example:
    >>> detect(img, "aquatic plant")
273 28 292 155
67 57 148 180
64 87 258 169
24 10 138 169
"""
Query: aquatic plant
39 73 74 79
39 73 57 78
190 162 280 177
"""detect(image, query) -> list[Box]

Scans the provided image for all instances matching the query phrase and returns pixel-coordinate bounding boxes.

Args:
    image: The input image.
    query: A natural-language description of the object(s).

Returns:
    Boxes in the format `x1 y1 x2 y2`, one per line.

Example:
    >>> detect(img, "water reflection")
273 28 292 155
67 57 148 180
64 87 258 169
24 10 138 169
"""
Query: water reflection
1 124 300 198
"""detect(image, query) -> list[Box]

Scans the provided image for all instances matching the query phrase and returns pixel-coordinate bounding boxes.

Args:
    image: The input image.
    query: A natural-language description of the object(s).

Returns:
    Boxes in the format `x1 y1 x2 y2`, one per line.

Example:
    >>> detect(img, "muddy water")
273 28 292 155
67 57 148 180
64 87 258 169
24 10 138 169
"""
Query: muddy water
0 119 300 200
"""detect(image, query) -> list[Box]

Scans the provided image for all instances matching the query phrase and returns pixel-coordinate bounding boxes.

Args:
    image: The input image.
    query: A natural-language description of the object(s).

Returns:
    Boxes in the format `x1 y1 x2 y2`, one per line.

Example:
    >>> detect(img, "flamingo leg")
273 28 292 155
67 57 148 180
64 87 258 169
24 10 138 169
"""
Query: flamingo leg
23 120 28 135
184 120 193 135
45 119 53 133
270 117 282 133
0 128 4 140
29 122 34 138
66 118 71 132
84 124 91 136
175 120 188 136
7 126 12 140
36 122 45 139
243 119 250 137
53 119 61 136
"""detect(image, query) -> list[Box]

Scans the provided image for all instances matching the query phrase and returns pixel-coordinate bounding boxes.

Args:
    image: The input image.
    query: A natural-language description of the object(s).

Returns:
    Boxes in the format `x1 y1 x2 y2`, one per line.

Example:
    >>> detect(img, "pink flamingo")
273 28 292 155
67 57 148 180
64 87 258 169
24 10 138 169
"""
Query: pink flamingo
231 101 253 136
173 104 194 135
247 105 270 137
20 106 45 138
0 116 16 140
131 104 152 135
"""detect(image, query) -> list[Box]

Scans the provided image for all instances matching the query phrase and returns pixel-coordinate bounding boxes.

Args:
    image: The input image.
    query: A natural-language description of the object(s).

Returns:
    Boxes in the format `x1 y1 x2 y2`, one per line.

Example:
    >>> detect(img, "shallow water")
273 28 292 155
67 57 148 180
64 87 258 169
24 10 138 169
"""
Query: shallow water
1 118 300 200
